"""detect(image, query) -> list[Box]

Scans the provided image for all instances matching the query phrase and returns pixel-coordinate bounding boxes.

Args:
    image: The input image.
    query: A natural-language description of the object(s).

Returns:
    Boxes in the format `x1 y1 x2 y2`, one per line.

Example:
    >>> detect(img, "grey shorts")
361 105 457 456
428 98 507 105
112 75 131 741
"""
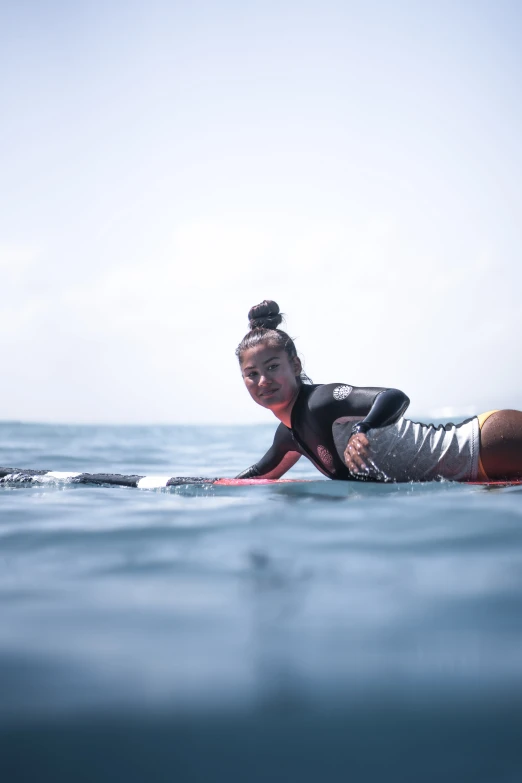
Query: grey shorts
333 416 481 482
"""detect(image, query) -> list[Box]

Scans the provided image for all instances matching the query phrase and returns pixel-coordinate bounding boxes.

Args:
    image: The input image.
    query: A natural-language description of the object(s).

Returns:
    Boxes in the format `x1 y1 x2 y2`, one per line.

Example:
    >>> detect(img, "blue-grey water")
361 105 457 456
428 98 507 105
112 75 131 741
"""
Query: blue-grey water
1 421 522 783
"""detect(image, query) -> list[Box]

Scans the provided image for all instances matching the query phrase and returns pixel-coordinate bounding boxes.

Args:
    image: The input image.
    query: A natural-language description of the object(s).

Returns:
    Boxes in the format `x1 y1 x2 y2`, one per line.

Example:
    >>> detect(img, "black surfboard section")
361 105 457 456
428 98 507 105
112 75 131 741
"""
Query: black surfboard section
0 467 216 488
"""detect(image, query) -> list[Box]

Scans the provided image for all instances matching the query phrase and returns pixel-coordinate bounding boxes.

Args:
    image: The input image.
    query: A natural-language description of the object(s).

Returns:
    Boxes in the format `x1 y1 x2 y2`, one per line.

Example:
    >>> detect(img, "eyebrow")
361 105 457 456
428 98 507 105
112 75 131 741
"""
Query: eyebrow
243 356 280 371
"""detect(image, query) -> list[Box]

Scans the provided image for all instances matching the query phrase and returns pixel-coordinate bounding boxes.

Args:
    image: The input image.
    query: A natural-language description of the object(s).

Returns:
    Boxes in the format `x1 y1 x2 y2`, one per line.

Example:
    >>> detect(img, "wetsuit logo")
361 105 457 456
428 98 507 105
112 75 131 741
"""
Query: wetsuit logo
333 385 352 401
317 445 335 472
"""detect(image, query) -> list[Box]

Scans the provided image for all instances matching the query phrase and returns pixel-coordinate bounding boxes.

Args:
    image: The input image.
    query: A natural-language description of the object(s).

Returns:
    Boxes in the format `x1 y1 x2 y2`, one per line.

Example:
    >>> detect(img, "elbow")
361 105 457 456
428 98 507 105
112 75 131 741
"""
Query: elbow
380 388 409 422
391 388 410 418
235 465 261 479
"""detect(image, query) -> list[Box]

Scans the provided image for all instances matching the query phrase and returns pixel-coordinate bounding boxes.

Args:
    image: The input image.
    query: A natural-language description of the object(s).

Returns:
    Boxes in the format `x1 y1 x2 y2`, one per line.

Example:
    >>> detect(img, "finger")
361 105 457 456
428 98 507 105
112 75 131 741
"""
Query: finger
352 442 369 460
347 440 370 463
354 456 369 472
351 433 369 450
344 446 368 473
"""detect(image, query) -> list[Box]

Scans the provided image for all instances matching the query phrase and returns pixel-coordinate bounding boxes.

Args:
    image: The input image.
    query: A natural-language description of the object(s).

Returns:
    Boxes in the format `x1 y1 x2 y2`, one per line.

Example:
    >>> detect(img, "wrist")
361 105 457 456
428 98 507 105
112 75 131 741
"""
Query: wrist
351 421 371 436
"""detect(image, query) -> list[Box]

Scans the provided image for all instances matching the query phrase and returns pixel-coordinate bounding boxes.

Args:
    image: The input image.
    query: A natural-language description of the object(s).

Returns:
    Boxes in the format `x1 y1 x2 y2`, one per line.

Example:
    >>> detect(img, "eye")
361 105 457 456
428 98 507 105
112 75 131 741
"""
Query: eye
246 371 258 379
268 363 279 370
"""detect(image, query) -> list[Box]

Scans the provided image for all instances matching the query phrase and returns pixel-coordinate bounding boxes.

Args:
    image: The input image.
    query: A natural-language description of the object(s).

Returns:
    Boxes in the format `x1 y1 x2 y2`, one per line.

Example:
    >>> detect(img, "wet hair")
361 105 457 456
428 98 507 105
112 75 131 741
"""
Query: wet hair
236 300 312 383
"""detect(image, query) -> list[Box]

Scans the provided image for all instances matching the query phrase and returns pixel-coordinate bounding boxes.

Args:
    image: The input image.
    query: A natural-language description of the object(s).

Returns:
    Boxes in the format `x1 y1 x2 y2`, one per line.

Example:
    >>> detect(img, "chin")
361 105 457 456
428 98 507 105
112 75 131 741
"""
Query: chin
255 396 275 409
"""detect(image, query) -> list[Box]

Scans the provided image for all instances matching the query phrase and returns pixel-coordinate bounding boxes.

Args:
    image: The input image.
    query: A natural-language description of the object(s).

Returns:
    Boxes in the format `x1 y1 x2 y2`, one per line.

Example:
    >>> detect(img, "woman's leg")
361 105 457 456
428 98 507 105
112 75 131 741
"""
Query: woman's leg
479 410 522 479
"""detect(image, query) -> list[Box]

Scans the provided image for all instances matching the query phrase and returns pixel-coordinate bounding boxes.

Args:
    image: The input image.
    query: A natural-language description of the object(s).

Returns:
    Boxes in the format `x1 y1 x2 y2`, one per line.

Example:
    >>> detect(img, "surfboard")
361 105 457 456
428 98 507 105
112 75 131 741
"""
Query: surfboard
1 467 521 488
0 467 311 488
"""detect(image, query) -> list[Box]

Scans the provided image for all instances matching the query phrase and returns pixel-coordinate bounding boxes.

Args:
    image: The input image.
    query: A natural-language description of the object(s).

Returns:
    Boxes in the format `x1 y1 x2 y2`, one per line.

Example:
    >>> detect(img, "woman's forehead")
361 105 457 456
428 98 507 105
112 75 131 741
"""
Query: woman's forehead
240 345 285 366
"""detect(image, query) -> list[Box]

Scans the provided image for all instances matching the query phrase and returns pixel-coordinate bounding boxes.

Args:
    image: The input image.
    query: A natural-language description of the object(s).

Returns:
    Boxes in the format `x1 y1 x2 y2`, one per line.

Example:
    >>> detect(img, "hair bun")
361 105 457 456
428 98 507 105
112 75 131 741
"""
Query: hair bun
248 300 283 330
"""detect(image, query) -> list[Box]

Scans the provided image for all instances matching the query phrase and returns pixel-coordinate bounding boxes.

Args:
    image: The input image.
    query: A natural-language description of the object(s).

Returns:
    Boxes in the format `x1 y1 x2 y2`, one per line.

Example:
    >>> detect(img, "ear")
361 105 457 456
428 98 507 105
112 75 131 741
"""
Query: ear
292 355 302 377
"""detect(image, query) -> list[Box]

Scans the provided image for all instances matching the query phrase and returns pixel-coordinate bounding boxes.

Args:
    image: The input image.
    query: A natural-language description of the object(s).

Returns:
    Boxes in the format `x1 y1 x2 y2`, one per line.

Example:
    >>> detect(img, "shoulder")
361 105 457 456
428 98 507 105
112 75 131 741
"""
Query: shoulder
307 383 354 410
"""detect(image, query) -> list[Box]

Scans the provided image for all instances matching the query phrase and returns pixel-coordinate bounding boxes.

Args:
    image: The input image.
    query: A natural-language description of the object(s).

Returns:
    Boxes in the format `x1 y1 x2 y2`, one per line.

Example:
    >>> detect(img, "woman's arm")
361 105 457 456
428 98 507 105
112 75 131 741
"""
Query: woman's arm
314 384 410 428
235 423 302 479
349 388 410 435
312 384 410 475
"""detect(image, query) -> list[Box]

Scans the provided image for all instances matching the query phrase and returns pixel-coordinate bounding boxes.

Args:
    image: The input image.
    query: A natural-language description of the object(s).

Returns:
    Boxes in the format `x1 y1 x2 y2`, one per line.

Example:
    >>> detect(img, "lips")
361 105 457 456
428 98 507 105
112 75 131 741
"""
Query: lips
259 388 278 398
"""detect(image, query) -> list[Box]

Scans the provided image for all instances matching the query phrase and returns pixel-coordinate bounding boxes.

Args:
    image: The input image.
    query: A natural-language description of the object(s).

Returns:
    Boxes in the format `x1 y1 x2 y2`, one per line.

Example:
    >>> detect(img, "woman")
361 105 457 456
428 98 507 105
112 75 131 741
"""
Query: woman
236 301 522 482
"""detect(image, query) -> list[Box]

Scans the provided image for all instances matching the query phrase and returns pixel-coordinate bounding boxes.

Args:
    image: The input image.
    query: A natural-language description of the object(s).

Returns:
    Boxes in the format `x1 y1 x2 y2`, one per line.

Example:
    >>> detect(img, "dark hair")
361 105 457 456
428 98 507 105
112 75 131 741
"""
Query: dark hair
236 300 312 383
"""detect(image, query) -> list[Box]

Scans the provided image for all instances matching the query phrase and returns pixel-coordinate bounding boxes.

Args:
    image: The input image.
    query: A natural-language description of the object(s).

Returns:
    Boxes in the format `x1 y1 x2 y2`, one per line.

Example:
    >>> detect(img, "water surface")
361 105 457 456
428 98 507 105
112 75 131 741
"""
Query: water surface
1 422 522 782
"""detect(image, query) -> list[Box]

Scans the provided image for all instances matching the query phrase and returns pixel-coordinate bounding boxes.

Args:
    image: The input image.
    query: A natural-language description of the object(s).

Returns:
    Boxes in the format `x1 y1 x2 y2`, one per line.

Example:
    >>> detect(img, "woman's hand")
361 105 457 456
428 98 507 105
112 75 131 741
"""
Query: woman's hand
343 432 370 475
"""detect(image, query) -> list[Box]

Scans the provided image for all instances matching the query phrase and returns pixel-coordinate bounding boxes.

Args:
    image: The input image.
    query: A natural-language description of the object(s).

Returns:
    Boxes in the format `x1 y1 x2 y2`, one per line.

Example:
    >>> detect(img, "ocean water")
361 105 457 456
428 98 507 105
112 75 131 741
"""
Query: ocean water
1 421 522 783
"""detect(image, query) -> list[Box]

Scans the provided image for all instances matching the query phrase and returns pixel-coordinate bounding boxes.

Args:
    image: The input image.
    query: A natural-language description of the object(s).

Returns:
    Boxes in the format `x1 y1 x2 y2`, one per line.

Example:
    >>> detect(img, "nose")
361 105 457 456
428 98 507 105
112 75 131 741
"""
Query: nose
258 374 270 387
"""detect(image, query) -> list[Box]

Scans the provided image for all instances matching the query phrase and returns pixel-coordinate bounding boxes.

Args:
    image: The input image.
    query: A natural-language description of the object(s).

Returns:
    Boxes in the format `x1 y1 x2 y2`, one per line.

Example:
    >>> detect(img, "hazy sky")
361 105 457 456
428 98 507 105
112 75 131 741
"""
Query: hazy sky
1 0 521 424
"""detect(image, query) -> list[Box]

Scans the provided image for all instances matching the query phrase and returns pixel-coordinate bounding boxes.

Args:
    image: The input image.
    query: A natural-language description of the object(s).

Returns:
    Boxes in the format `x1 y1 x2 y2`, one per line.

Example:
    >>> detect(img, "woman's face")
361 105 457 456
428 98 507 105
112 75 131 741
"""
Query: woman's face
240 344 301 412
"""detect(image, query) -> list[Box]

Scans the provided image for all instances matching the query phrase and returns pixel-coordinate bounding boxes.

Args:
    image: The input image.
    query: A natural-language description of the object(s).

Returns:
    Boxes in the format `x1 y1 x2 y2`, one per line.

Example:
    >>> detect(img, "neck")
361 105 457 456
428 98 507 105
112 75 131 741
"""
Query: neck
272 385 301 428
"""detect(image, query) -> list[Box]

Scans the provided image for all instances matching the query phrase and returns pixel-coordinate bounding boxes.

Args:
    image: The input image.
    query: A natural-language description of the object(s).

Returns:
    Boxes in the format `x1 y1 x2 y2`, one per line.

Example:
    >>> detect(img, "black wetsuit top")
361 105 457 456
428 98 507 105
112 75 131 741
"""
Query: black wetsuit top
236 384 410 480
